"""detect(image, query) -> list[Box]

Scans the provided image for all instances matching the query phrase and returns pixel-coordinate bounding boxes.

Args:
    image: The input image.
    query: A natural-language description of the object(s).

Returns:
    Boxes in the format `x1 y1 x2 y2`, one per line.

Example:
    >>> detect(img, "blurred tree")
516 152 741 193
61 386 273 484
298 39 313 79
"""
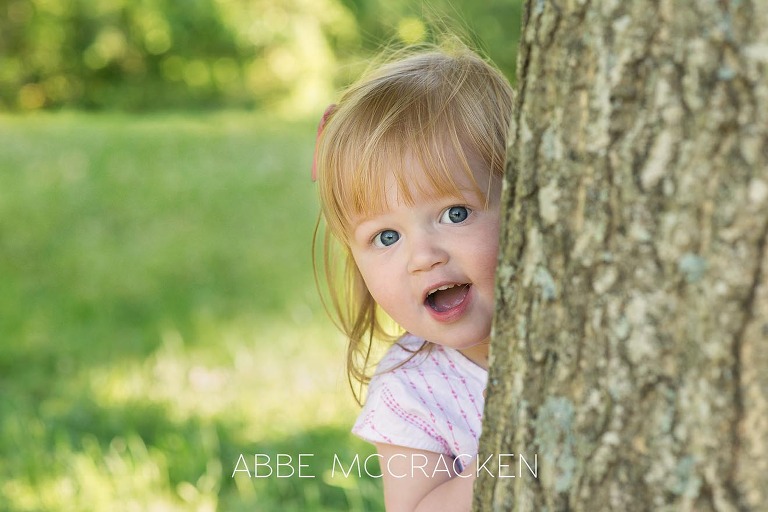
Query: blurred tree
334 0 521 80
0 0 358 110
477 0 768 510
0 0 521 111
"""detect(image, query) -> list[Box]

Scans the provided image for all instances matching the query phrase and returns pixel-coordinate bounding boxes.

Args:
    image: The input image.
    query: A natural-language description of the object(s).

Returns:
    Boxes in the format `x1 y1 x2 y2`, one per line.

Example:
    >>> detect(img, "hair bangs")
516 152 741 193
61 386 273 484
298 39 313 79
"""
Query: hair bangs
324 99 487 240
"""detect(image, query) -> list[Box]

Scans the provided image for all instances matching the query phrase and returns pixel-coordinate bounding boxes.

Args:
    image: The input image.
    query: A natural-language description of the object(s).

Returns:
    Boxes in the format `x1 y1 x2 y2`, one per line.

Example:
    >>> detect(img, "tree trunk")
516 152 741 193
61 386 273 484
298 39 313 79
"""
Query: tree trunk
476 1 768 510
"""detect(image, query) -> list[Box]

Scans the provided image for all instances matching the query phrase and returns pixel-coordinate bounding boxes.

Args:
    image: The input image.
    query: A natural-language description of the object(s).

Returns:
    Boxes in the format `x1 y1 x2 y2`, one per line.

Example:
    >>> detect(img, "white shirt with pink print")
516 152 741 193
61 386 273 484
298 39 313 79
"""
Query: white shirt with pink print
352 333 487 473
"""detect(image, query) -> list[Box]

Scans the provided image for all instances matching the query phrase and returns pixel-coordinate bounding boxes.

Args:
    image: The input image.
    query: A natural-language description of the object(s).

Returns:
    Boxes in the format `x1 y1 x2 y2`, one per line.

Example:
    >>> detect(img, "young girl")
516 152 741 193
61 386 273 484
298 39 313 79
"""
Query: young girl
313 40 514 511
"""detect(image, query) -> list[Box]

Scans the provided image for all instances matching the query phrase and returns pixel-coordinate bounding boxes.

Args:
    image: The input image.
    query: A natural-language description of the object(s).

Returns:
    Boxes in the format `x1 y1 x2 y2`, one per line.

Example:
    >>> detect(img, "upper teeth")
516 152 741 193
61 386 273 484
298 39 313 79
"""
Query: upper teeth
428 284 458 295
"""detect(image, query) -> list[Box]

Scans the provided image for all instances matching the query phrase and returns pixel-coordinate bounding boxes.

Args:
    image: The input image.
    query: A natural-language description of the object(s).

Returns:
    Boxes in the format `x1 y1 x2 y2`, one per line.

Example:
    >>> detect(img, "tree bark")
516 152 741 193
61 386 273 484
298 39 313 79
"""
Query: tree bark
476 1 768 510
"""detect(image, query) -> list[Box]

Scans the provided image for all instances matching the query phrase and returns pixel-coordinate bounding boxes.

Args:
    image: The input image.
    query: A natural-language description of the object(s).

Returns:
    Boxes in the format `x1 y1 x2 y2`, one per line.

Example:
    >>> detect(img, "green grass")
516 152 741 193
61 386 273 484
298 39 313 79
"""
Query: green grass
0 111 384 511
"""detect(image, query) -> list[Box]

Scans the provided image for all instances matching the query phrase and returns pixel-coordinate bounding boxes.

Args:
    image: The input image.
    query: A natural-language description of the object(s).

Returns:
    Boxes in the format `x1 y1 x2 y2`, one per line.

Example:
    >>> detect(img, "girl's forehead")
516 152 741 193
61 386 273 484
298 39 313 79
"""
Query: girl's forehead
352 151 494 219
386 154 487 199
411 142 489 182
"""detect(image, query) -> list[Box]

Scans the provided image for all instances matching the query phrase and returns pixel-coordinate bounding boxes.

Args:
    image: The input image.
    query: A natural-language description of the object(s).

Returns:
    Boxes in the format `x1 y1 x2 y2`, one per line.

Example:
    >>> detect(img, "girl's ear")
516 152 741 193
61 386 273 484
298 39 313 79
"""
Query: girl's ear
312 104 337 182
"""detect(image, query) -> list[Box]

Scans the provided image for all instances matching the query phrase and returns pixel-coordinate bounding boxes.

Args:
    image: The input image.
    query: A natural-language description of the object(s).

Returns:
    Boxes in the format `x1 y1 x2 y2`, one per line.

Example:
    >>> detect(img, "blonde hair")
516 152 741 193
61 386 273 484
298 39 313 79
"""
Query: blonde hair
313 39 514 403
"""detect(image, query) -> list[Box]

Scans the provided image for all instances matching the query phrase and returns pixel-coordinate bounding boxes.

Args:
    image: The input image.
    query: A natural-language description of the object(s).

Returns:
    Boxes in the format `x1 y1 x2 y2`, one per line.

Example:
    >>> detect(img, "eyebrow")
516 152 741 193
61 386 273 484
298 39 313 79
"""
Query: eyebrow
352 187 484 223
350 211 389 230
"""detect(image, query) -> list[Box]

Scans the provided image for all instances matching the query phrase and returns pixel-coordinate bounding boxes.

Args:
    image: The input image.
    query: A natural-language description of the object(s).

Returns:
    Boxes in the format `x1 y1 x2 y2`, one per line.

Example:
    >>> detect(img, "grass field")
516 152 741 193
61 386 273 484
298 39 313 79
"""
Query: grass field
0 111 383 511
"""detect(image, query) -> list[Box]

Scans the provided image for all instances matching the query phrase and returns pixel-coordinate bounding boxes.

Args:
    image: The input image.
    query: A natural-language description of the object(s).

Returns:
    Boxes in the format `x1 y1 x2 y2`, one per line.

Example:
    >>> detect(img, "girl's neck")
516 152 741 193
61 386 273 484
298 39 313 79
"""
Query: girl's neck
459 342 490 370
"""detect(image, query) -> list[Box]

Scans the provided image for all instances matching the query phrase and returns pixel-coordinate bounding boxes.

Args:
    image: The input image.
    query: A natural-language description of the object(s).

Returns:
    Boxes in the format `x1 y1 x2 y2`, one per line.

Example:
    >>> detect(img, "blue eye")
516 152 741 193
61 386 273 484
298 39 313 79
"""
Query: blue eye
373 229 400 247
441 206 470 224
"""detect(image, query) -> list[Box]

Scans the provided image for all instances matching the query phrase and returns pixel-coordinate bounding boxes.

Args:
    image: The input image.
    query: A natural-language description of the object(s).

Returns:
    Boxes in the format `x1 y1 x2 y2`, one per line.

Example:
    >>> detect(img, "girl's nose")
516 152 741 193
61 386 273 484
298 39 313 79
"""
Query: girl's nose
406 232 449 273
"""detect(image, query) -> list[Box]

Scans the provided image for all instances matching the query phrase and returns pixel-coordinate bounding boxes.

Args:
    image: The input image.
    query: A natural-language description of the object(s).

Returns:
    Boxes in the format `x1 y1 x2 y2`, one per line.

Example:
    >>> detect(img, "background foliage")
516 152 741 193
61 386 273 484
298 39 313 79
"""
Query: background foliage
0 0 522 111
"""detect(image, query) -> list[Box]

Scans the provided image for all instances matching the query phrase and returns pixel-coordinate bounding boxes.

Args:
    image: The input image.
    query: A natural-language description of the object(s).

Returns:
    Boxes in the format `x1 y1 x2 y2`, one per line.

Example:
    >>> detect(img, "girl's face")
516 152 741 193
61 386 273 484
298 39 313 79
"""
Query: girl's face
348 154 500 367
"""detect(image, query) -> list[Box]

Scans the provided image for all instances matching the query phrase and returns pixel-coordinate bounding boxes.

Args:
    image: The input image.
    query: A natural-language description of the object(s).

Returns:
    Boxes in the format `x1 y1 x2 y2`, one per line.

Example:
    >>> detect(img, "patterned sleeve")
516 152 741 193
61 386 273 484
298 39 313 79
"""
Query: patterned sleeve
351 370 451 455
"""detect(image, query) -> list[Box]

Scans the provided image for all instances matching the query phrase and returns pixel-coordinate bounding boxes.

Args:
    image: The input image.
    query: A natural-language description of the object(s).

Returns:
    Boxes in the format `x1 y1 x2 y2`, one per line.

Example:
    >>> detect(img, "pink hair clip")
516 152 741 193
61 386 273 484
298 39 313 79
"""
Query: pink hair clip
311 104 337 182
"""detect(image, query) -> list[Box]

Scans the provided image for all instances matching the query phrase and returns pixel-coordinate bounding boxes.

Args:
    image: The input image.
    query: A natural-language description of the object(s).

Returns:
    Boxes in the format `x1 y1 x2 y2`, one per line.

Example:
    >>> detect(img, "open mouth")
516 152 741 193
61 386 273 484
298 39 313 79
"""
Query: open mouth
425 283 471 313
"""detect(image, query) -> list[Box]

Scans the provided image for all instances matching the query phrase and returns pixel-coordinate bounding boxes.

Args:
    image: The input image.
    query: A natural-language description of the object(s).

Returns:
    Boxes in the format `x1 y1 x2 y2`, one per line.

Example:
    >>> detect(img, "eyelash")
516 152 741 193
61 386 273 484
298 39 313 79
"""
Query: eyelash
372 229 399 248
440 205 471 224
